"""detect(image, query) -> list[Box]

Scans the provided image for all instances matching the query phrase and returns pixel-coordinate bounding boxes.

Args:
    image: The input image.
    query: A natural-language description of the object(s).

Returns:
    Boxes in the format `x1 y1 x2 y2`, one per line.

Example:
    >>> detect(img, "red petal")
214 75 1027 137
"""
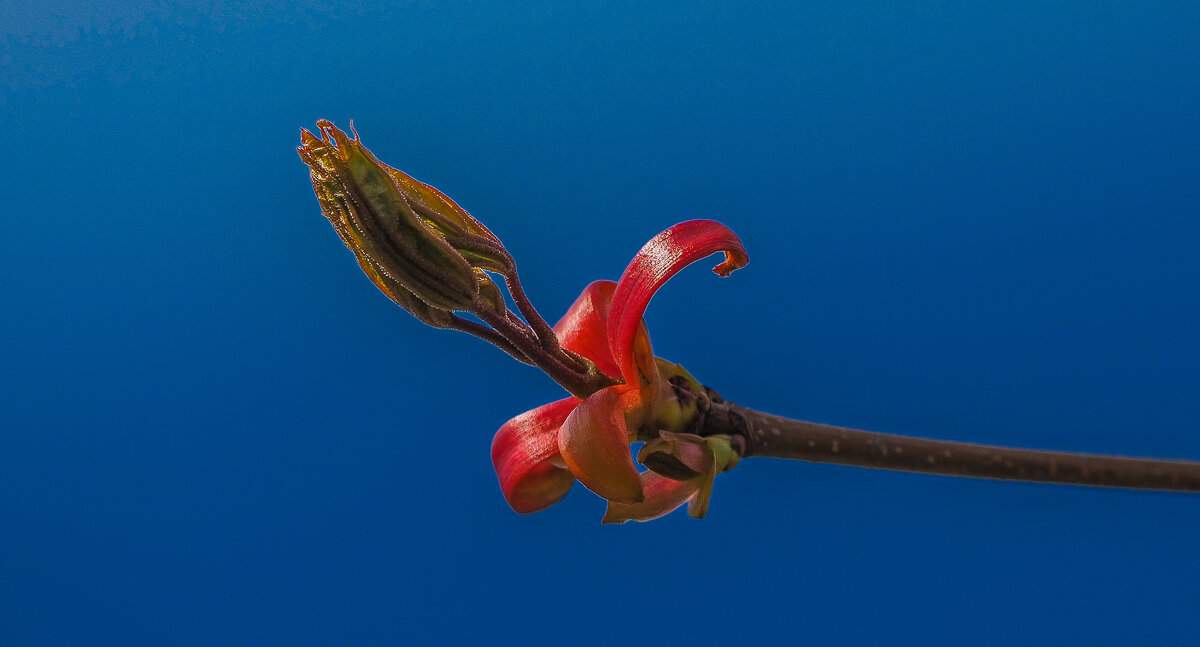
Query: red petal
552 280 621 380
557 386 644 504
608 220 749 386
491 398 580 514
602 472 700 524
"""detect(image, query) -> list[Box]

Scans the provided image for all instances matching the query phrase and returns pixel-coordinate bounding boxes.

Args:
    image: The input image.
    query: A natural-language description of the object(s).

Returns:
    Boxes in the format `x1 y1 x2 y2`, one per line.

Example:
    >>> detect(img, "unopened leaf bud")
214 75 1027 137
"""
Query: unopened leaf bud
298 120 479 312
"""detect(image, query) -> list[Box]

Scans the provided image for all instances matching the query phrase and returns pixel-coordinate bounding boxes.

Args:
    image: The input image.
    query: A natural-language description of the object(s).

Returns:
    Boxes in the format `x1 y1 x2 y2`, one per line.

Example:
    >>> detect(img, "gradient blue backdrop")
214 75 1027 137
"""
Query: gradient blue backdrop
4 2 1199 645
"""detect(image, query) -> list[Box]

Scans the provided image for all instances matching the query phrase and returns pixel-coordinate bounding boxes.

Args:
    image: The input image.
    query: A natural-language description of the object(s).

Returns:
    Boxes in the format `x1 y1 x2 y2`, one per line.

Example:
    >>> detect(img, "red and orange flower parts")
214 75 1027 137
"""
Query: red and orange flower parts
491 221 749 523
303 121 1200 511
299 121 748 523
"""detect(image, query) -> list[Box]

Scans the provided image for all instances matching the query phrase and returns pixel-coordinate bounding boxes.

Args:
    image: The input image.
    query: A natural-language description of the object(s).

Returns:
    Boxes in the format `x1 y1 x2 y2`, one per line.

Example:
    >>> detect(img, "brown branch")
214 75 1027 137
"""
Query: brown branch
700 403 1200 493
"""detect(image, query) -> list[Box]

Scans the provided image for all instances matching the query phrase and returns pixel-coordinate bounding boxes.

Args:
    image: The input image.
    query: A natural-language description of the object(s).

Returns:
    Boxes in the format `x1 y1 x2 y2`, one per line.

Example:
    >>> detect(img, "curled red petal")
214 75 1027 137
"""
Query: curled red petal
608 220 749 386
552 280 621 380
558 386 644 504
602 472 701 524
491 397 580 514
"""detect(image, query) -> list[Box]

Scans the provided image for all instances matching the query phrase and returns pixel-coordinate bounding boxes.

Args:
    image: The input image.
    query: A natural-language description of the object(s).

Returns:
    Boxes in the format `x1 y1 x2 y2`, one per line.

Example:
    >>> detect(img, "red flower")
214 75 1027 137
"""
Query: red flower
491 221 748 522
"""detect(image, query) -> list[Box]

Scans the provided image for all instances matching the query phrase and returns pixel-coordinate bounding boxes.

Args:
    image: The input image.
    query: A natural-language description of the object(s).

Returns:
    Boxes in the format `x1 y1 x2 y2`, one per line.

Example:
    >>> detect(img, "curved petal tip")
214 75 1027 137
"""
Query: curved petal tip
608 219 749 385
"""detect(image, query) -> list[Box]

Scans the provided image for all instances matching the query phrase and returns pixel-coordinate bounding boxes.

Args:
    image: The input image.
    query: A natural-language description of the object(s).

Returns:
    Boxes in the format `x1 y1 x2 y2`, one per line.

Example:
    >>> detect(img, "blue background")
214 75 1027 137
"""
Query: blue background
4 2 1199 644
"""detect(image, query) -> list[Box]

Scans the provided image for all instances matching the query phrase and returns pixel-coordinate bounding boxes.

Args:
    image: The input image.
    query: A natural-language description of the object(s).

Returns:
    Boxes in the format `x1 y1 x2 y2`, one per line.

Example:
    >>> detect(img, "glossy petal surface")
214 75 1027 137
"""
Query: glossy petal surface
608 220 749 386
602 472 700 524
558 386 644 504
552 280 622 380
491 397 580 514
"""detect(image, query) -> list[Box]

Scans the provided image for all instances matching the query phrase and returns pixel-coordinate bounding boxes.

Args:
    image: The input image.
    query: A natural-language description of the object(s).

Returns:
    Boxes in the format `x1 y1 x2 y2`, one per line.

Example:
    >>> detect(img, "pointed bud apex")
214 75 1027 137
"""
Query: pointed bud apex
300 128 320 147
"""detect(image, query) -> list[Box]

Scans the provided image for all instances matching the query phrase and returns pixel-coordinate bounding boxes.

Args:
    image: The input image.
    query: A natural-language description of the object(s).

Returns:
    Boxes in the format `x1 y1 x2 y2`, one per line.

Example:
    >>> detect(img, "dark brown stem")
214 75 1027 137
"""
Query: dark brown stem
448 235 560 353
504 275 558 348
504 273 591 373
447 236 596 387
473 306 612 399
445 315 534 366
701 403 1200 493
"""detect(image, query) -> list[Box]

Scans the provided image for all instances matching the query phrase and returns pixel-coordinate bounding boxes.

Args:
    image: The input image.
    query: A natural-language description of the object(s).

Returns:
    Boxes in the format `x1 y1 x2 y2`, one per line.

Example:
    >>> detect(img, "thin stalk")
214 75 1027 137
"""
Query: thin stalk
474 306 606 399
446 234 577 367
706 403 1200 492
505 273 590 372
446 315 534 366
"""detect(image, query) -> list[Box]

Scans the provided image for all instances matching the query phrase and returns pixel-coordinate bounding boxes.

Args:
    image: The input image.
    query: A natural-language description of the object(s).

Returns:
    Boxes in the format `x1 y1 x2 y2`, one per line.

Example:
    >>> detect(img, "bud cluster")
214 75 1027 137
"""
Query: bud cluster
298 121 615 398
